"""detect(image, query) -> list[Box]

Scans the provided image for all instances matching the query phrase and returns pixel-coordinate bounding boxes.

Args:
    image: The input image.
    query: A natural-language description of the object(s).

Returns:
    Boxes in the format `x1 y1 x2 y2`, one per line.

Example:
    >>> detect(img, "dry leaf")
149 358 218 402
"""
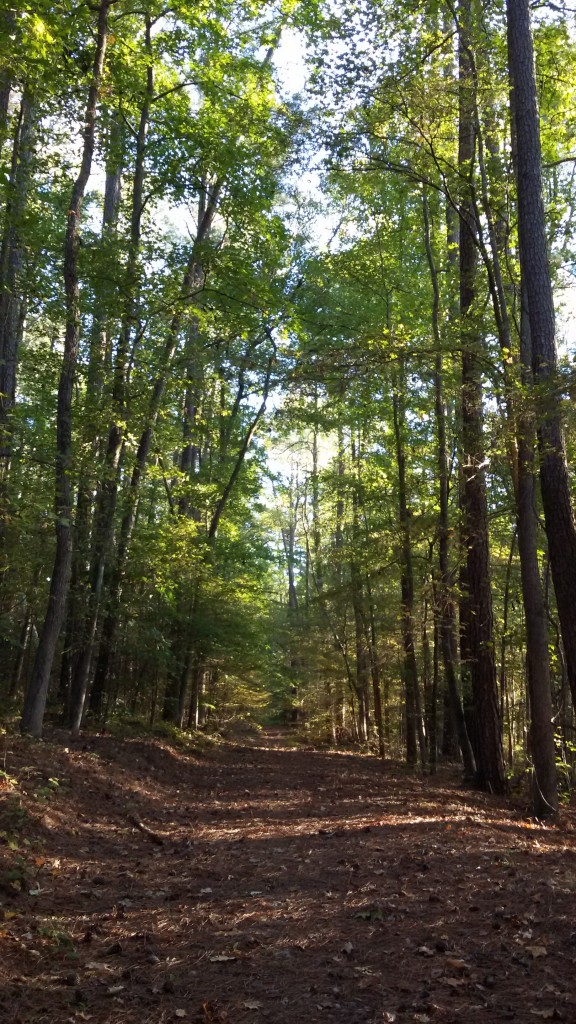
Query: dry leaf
175 1011 186 1019
526 946 548 959
242 1001 262 1010
417 946 435 957
342 941 354 956
445 957 469 971
210 955 237 963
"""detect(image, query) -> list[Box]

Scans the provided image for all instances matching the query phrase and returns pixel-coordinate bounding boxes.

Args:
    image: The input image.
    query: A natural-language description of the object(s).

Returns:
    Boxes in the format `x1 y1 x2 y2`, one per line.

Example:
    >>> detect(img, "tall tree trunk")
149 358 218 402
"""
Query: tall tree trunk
0 7 15 149
457 0 505 793
20 0 110 737
350 557 369 744
507 0 576 712
0 85 34 494
70 20 154 730
88 187 221 721
422 187 476 779
462 17 557 815
365 575 385 759
58 131 124 720
392 373 425 767
516 286 558 818
350 433 370 744
422 602 432 755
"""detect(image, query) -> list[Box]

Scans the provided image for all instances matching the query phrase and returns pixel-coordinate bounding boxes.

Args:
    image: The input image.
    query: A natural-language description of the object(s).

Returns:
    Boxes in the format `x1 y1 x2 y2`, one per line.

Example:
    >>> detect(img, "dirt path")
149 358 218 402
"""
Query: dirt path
1 730 576 1024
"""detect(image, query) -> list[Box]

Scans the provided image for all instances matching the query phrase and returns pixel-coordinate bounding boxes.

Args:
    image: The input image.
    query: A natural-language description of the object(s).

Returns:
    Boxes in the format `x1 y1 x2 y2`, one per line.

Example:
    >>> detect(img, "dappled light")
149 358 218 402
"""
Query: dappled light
3 0 576 1017
2 731 576 1023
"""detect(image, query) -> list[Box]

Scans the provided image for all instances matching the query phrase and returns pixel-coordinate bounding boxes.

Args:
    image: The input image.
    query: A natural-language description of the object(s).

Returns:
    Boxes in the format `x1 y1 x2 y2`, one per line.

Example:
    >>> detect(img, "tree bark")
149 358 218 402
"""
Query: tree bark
422 187 476 779
0 85 34 487
507 0 576 714
20 0 111 737
516 286 558 818
88 187 221 721
457 0 505 793
392 374 425 767
70 20 154 730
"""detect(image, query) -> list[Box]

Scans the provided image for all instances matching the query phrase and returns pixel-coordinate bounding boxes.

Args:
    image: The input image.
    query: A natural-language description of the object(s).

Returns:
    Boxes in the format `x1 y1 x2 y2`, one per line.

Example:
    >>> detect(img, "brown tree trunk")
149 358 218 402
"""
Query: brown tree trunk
457 0 505 793
392 375 425 767
58 134 124 721
422 188 476 779
516 286 558 818
89 188 220 718
70 25 154 731
0 7 15 147
462 16 557 815
20 1 111 737
507 0 576 714
0 85 34 489
365 576 385 759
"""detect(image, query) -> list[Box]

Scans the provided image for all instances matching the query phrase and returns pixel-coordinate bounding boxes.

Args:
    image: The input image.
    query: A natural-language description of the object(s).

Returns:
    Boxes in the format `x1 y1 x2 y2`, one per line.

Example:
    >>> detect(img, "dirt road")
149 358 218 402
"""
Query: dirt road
1 730 575 1023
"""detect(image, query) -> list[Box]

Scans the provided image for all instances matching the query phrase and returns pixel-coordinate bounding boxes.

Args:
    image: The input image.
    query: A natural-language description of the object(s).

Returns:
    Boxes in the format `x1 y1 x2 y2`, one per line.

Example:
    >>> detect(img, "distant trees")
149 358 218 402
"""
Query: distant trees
0 1 295 737
1 0 575 819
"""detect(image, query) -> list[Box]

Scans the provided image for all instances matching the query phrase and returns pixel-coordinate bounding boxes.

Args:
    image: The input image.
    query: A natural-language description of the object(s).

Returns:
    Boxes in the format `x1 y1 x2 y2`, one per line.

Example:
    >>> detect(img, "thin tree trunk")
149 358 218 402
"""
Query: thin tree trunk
187 657 206 729
88 187 221 720
351 433 370 744
0 7 15 148
365 576 385 759
0 84 34 489
71 26 154 729
516 285 558 818
20 1 110 737
58 137 124 721
422 187 476 779
499 528 516 733
392 367 426 767
457 0 505 793
430 617 439 774
10 608 31 698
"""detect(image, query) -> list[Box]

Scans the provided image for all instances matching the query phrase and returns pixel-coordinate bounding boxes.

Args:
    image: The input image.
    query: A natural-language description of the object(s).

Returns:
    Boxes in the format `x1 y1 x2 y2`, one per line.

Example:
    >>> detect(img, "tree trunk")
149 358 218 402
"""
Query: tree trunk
392 376 425 767
20 1 110 737
70 26 154 730
0 7 15 147
457 0 505 793
0 84 34 509
365 576 385 759
89 188 221 716
507 0 576 714
187 657 206 730
59 137 124 724
516 286 558 819
422 187 476 779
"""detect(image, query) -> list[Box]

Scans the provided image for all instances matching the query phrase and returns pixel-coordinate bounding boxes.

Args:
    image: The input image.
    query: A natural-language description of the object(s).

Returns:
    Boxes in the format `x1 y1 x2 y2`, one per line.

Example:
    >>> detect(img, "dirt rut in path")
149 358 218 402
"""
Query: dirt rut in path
1 732 576 1024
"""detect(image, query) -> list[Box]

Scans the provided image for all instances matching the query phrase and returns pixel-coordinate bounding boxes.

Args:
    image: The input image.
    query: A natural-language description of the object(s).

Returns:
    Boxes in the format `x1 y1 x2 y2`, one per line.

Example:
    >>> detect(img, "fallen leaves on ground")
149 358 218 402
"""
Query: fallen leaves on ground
0 728 575 1024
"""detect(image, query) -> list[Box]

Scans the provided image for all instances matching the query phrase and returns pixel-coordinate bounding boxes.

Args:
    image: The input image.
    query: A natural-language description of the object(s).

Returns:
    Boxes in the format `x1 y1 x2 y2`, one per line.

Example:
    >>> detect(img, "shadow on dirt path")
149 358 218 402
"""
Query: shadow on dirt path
1 730 575 1024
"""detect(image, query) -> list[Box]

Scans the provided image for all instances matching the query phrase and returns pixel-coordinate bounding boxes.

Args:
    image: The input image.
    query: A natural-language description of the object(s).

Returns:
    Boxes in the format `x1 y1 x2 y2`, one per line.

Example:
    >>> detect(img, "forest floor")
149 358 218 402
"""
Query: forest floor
1 728 576 1024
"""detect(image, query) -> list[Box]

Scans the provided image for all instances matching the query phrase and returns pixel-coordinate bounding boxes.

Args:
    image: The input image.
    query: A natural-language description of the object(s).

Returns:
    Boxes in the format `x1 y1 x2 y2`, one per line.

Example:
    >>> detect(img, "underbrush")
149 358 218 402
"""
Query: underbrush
102 713 221 755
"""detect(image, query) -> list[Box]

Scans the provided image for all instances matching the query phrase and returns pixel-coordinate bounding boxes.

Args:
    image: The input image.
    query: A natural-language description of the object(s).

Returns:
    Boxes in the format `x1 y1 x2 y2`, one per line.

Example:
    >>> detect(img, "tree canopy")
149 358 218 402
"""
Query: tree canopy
2 0 576 818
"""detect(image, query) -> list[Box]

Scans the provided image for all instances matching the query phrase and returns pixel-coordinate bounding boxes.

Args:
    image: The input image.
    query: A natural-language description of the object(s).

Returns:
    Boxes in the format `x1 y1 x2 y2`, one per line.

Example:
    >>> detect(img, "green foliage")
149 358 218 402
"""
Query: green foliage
0 0 575 779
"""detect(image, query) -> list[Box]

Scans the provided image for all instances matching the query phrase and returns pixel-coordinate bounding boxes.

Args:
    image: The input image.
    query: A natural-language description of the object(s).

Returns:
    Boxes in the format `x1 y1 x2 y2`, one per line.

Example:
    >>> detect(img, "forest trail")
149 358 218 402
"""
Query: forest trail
1 732 576 1024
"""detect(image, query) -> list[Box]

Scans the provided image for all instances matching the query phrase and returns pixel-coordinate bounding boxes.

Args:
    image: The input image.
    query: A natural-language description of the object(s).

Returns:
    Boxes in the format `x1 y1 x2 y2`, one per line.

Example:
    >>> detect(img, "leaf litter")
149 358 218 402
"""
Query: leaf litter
1 727 576 1023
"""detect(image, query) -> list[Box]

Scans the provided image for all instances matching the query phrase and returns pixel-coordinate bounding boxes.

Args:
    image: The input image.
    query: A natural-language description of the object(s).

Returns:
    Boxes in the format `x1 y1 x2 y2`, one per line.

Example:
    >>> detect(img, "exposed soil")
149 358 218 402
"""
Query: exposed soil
1 727 576 1024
